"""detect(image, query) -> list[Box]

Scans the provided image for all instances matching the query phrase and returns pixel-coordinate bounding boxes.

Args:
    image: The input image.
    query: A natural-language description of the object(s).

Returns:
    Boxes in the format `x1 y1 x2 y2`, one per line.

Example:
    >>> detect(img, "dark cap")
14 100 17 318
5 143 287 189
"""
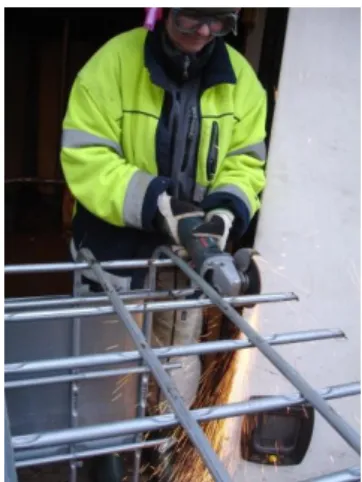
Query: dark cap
179 8 239 16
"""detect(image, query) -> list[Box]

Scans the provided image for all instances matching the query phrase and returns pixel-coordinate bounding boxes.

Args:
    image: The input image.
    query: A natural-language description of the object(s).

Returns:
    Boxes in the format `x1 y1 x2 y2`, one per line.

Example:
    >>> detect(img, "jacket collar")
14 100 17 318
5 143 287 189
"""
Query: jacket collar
144 24 236 91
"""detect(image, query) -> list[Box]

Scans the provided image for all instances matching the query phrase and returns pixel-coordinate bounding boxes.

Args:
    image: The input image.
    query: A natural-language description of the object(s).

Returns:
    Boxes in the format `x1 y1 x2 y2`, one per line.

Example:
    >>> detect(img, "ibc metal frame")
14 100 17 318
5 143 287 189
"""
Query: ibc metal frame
4 247 361 482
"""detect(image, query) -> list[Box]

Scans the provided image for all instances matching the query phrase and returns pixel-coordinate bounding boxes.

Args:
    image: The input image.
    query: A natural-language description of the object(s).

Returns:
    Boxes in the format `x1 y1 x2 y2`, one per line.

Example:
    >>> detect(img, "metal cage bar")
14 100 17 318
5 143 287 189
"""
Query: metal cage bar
15 437 170 469
68 251 83 482
5 405 18 482
133 258 157 482
4 288 197 310
5 258 174 274
300 466 361 482
11 381 360 452
4 291 298 322
5 329 346 375
5 249 361 482
5 362 182 389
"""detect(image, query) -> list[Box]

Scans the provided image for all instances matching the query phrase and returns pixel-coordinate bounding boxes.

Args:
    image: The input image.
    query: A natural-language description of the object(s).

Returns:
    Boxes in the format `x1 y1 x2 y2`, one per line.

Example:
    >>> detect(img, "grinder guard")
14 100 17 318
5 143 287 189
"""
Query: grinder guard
177 216 261 297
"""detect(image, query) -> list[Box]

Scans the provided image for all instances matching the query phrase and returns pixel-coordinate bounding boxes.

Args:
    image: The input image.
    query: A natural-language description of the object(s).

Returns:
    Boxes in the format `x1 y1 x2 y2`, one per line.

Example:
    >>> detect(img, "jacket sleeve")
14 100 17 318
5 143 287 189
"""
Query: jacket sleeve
60 73 171 231
201 66 267 237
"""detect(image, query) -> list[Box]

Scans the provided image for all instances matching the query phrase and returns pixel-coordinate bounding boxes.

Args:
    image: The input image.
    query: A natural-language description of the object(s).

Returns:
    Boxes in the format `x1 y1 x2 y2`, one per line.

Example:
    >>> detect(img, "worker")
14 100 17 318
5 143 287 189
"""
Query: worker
60 7 267 481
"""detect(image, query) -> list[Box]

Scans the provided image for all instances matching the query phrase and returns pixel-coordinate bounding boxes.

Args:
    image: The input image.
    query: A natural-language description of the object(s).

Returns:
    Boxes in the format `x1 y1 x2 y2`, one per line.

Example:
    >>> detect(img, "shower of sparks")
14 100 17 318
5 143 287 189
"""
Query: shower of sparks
106 344 119 351
111 391 124 403
347 258 360 291
302 405 309 419
102 319 118 325
152 305 261 482
255 253 323 329
111 374 133 402
256 254 311 296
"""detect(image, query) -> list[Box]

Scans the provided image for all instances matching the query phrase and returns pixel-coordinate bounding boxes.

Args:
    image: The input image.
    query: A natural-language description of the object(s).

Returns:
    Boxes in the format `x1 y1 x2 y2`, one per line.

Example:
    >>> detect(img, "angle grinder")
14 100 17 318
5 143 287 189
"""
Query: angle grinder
177 215 261 298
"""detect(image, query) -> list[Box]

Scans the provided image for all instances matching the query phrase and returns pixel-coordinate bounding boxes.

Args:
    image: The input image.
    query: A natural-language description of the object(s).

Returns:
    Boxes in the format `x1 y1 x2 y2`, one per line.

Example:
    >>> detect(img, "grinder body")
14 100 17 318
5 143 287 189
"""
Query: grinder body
177 216 245 297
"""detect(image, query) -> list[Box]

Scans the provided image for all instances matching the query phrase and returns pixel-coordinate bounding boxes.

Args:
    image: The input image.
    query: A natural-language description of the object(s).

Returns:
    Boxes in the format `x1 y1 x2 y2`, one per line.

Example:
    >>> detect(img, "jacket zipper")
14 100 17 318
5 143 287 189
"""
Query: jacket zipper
206 121 219 181
183 56 191 80
181 106 197 171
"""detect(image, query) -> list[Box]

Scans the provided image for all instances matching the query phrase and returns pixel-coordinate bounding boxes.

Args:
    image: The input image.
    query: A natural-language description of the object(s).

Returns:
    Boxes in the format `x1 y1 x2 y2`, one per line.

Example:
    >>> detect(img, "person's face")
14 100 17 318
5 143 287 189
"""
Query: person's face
166 11 218 54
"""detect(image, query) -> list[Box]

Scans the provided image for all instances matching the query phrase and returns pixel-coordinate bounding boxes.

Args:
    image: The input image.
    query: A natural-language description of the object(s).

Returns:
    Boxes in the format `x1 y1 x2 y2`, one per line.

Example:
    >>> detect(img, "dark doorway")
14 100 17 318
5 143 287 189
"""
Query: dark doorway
4 7 289 297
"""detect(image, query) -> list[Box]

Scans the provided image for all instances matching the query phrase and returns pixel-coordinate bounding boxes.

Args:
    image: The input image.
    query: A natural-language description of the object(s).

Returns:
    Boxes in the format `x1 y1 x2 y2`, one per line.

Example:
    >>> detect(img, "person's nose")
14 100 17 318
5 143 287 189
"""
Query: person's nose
196 23 211 37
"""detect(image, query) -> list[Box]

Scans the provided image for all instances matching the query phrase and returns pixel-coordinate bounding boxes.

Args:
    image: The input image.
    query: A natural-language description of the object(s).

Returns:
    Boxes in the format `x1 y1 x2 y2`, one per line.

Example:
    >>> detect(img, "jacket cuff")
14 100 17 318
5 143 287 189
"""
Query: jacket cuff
142 176 173 231
122 170 172 230
201 191 250 238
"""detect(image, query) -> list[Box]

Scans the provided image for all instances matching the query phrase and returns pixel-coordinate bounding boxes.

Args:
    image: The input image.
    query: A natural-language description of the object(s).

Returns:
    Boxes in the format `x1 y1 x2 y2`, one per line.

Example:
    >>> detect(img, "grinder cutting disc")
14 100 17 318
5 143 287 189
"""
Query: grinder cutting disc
233 248 262 297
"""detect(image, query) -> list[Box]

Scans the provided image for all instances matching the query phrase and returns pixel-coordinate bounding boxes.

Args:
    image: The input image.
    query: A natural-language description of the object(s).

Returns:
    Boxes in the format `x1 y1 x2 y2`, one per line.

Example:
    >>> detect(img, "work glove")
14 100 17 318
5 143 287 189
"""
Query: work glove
192 208 235 251
156 192 204 245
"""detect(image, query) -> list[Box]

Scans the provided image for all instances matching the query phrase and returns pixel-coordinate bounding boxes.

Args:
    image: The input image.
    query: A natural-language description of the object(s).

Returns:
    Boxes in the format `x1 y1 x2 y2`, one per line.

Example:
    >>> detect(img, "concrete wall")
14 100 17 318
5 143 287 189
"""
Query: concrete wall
236 8 360 481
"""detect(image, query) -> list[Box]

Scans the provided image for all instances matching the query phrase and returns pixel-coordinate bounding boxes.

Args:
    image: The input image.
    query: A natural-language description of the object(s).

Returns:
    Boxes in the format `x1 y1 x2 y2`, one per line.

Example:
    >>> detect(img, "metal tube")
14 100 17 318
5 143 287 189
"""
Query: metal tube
12 382 360 451
77 247 233 482
69 260 82 482
300 467 361 482
160 246 361 455
5 363 182 389
5 288 196 310
15 438 169 468
5 328 346 375
5 291 298 322
133 259 158 482
5 258 174 275
5 405 18 482
5 177 65 184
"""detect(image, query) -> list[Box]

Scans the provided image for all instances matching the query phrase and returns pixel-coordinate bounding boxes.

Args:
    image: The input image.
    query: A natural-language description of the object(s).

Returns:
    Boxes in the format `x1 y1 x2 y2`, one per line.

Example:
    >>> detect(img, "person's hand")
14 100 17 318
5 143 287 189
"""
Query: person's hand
192 208 235 251
156 192 204 244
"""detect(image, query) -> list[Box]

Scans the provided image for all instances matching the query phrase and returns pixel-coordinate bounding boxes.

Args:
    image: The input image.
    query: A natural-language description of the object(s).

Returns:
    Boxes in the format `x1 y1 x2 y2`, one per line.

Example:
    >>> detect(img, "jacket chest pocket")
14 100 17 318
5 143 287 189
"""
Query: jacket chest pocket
197 115 234 186
206 121 219 181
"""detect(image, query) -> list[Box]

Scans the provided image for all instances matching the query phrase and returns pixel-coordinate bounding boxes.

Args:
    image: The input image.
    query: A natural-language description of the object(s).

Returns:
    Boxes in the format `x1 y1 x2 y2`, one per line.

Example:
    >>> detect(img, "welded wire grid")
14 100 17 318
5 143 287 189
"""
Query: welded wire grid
4 250 361 482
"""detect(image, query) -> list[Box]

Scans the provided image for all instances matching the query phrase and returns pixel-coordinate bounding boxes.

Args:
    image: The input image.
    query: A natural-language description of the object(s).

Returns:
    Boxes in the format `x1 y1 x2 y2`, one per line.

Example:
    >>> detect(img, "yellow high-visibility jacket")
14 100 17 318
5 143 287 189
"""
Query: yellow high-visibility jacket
60 26 267 281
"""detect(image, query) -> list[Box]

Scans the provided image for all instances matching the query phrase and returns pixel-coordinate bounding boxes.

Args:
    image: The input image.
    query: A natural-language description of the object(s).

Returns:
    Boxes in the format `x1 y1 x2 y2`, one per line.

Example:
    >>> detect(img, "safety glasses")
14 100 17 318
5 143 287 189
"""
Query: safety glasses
172 8 238 37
